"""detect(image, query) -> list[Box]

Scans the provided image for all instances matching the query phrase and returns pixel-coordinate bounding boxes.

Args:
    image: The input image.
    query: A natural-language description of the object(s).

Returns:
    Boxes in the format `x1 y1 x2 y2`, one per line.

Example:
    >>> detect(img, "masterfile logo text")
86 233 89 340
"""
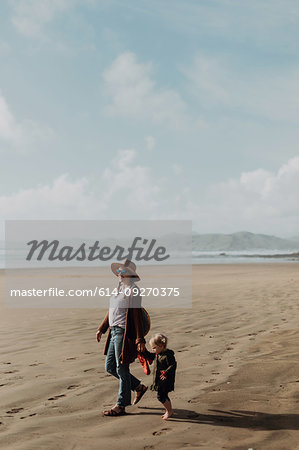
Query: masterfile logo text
5 220 192 309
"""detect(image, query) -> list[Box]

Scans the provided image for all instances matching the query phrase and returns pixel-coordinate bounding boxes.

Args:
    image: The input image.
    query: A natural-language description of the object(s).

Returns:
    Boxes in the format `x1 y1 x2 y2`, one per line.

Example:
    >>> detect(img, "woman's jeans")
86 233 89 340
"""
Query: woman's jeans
105 326 140 407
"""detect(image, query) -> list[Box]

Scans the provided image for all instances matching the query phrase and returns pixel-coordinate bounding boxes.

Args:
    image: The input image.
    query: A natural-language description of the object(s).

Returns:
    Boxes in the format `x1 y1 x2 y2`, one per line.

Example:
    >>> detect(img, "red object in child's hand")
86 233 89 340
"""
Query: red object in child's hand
160 370 167 380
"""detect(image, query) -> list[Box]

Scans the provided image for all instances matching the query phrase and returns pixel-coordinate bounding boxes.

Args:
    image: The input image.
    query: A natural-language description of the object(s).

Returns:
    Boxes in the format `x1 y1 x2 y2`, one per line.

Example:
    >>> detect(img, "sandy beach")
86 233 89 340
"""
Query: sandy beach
0 264 298 450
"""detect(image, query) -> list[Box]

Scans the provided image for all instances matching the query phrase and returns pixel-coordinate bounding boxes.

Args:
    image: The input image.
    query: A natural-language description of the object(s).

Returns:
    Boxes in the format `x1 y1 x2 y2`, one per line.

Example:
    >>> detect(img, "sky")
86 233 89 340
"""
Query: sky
1 0 299 238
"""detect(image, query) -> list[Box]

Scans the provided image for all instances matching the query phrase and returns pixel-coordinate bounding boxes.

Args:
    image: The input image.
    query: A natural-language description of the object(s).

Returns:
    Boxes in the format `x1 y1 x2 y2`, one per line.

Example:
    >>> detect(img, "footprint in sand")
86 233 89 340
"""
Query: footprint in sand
0 384 7 387
83 368 96 372
153 428 170 436
65 357 77 361
48 394 66 401
67 385 80 390
6 408 24 414
29 363 43 367
20 413 37 419
4 370 19 374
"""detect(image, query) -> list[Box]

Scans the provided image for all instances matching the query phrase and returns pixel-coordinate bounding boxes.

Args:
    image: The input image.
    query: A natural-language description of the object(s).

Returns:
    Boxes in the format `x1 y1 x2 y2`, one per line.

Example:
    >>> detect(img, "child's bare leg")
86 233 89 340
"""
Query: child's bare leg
161 399 173 419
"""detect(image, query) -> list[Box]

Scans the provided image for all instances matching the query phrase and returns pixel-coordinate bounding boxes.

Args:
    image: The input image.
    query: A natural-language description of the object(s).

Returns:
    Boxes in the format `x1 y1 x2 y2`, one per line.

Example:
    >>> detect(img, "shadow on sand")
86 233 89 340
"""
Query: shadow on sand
137 406 299 430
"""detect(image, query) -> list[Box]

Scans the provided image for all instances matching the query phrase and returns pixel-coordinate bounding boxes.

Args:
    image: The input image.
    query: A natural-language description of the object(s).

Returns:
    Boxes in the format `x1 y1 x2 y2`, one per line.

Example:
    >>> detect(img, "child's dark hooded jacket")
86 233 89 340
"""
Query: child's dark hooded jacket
143 348 177 392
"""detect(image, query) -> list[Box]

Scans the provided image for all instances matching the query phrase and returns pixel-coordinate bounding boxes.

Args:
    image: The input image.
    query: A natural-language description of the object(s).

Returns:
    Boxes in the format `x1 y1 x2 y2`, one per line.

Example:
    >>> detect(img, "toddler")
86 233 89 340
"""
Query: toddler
143 333 177 419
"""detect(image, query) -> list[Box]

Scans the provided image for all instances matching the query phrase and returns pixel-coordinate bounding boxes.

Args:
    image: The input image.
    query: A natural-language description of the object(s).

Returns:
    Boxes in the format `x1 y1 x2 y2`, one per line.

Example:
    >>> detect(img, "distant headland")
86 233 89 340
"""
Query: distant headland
192 231 299 253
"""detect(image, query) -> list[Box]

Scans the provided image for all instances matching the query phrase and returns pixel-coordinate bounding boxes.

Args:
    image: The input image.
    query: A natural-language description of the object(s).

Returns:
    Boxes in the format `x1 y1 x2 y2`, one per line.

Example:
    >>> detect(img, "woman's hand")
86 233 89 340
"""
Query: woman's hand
137 342 145 353
96 330 102 343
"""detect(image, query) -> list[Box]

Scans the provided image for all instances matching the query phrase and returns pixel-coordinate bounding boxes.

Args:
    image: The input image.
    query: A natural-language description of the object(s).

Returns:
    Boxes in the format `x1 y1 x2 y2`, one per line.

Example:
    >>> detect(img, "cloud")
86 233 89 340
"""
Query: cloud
102 149 161 214
0 149 161 226
0 91 53 152
133 0 299 54
0 41 10 55
184 55 229 108
0 93 17 143
145 135 156 150
182 156 299 236
172 164 182 175
184 53 299 123
103 52 187 128
0 174 106 221
10 0 76 37
138 156 299 237
1 151 298 237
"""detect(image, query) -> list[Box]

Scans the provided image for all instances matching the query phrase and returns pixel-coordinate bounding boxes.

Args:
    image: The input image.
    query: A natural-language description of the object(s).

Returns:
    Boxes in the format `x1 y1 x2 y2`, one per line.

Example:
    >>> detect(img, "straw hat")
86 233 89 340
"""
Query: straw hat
111 259 140 281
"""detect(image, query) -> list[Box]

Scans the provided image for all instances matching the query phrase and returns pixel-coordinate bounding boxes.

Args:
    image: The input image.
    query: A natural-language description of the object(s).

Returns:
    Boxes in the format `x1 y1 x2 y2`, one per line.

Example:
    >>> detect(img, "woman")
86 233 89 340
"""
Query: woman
96 259 148 416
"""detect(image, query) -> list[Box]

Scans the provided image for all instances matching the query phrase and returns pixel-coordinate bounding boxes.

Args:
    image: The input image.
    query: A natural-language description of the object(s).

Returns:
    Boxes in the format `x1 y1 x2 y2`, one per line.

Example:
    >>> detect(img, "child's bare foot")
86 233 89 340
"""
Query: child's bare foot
161 410 174 420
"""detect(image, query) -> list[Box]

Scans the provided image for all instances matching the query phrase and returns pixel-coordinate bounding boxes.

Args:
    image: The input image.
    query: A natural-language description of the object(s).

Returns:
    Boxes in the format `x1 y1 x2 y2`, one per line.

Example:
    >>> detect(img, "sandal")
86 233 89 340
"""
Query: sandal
102 407 126 417
133 384 148 405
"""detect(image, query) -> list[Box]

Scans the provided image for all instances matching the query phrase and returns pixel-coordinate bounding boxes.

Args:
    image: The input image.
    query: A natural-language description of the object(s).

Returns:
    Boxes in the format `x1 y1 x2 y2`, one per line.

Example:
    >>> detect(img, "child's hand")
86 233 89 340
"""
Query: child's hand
160 370 167 381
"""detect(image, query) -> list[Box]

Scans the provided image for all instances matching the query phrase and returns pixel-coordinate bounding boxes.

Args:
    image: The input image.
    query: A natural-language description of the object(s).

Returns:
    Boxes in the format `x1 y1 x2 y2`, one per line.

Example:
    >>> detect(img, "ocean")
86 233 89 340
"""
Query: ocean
192 249 299 264
1 244 298 268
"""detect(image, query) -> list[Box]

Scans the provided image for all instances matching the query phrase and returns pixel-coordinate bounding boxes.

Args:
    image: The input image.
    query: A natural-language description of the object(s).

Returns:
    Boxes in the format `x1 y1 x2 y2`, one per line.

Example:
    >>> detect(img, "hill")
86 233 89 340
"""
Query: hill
192 231 299 251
